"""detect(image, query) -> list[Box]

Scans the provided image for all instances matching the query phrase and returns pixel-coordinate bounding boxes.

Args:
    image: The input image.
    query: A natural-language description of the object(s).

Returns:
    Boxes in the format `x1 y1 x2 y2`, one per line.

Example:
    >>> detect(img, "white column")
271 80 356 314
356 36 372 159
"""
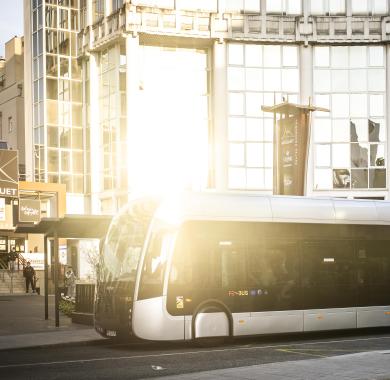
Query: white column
89 52 102 213
87 0 93 26
299 45 315 196
299 45 312 106
126 33 140 194
386 45 390 200
212 41 228 191
105 0 111 17
23 0 33 181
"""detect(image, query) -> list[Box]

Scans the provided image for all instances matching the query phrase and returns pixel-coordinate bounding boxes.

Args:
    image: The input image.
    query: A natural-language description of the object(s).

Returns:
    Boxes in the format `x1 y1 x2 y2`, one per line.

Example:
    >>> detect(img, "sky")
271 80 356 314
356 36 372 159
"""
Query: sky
0 0 24 57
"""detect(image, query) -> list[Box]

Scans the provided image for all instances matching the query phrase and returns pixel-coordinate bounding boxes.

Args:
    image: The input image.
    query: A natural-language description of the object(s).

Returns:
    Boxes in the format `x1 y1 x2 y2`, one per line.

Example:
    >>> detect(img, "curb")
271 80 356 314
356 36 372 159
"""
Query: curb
0 338 108 352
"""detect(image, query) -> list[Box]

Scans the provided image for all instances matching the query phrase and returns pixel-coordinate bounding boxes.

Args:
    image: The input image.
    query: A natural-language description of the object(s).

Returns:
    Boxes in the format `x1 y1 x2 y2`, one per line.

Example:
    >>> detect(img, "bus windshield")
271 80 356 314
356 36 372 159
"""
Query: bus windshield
100 200 158 284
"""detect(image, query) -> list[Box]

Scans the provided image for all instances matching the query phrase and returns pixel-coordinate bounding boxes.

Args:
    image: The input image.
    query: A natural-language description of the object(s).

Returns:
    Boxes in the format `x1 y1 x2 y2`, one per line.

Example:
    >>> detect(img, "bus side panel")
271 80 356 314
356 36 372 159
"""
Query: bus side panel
357 306 390 328
132 296 184 341
250 310 303 334
304 308 356 332
185 316 192 340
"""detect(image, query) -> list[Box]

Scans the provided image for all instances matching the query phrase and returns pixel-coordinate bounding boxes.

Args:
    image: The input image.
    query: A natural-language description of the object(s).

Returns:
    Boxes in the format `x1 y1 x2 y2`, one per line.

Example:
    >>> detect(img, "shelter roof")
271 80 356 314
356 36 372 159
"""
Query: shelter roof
15 214 112 238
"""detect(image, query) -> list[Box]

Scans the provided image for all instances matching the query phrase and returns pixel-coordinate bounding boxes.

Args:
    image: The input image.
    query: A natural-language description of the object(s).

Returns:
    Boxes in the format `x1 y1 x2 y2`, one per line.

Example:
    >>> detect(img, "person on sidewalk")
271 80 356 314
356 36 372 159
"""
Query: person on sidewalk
23 261 36 294
65 266 76 299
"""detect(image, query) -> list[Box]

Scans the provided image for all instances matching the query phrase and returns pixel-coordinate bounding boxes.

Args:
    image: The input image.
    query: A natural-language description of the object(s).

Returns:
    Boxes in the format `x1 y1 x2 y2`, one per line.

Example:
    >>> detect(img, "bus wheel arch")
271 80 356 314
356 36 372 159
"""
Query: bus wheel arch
191 299 233 344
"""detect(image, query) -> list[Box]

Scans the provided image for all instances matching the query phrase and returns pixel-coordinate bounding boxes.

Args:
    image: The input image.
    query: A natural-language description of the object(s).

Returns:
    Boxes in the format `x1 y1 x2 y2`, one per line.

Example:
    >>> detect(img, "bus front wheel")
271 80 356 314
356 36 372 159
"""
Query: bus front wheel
192 300 233 346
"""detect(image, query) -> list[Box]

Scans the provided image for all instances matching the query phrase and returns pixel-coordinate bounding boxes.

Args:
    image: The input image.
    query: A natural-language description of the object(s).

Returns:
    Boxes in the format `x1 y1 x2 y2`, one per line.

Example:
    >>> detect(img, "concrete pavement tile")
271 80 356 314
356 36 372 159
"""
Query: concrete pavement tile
148 350 390 380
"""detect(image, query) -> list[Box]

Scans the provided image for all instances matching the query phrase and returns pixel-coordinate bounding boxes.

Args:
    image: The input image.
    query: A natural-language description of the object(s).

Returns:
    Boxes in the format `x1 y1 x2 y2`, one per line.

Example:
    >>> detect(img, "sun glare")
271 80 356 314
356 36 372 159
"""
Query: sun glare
128 46 209 197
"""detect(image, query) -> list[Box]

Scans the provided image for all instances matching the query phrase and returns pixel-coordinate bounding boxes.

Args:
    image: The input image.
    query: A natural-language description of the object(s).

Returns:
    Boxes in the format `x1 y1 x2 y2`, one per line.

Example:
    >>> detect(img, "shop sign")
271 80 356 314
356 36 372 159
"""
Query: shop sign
19 199 41 223
0 150 18 198
23 252 44 271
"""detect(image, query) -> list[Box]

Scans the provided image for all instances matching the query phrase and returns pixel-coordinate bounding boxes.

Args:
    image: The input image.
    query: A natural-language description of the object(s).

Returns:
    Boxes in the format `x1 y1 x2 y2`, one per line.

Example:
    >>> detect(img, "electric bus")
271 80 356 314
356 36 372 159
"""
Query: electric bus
94 192 390 341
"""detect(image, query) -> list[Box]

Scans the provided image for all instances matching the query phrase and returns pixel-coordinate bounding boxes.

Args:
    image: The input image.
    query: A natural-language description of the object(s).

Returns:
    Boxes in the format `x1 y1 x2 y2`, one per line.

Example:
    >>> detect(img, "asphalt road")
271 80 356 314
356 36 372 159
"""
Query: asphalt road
1 329 390 380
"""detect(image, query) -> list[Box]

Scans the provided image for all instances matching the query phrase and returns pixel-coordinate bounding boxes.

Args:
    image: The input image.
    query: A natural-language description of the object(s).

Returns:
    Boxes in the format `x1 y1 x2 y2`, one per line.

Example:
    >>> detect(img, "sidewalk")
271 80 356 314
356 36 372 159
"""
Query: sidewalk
157 350 390 380
0 295 104 350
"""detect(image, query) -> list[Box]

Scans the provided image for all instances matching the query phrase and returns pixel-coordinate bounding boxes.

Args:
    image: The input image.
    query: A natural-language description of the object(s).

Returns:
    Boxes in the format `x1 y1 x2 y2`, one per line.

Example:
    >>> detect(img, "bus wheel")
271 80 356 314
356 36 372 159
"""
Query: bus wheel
192 301 232 347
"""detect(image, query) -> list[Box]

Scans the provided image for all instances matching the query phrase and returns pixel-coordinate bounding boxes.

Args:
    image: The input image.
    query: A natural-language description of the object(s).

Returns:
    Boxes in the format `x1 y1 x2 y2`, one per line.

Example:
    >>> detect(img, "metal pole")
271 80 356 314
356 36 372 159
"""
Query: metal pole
44 235 48 320
54 230 59 327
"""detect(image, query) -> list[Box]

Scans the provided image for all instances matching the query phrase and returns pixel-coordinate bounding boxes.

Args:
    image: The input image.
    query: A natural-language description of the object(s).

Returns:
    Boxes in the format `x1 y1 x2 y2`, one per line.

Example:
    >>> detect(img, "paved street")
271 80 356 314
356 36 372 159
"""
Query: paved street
1 329 390 379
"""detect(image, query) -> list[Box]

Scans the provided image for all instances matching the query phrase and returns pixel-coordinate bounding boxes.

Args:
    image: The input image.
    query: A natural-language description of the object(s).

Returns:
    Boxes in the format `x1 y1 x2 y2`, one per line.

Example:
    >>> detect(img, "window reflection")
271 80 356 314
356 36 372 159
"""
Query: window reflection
368 119 380 142
370 144 385 167
314 46 386 190
369 169 386 188
351 143 368 168
350 119 367 142
333 169 350 188
351 169 368 188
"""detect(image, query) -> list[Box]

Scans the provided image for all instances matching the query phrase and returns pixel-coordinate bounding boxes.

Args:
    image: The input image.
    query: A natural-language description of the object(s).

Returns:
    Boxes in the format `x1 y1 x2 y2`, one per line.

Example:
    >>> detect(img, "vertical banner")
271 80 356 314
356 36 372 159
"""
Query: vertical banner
263 102 328 196
274 111 310 196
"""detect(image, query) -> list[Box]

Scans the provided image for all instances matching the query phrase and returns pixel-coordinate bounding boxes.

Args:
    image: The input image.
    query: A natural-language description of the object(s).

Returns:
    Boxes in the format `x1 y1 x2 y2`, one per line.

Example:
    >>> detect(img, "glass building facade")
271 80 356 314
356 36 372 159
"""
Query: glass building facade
30 0 82 193
25 0 390 214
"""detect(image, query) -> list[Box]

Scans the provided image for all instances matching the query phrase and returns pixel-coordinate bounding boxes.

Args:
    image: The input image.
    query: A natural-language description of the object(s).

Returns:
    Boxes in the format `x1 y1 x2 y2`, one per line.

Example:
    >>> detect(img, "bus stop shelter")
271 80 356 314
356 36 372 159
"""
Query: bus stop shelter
15 215 112 327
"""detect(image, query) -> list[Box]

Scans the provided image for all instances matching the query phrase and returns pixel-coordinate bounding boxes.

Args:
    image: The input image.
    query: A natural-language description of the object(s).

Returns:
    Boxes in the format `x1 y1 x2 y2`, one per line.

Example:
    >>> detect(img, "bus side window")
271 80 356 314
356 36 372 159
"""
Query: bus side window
357 240 390 306
220 246 247 289
138 232 174 300
169 237 192 286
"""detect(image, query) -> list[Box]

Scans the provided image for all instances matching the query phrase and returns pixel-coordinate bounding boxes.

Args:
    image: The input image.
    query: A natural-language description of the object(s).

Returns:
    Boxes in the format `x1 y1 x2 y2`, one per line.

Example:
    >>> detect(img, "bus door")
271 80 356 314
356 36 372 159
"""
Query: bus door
248 236 302 335
167 221 250 338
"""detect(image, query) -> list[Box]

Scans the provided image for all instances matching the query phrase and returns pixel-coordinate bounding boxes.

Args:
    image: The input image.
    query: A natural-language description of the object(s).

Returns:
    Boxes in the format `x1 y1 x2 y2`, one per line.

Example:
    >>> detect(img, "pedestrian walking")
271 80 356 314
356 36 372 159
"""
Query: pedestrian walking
23 261 36 293
65 266 76 299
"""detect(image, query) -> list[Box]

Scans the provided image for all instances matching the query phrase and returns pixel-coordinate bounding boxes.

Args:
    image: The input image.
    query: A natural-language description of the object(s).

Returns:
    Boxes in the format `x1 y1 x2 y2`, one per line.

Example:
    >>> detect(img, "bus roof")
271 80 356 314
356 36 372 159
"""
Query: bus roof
154 192 390 226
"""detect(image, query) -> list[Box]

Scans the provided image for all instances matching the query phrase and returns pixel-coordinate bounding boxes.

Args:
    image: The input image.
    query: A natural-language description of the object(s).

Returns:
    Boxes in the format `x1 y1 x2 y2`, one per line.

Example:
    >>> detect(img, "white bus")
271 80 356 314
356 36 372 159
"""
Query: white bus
94 192 390 341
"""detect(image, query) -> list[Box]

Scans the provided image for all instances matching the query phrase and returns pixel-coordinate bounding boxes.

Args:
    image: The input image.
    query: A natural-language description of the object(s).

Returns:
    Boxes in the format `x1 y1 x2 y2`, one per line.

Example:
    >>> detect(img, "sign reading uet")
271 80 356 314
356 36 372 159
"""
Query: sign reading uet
0 188 18 196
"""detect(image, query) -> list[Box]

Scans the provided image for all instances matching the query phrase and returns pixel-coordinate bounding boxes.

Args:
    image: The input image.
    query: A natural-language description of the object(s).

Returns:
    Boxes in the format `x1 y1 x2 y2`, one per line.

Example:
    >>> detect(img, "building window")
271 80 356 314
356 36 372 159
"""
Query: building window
310 0 346 15
227 43 300 190
92 0 105 23
351 0 387 15
266 0 301 15
313 46 386 190
112 0 124 12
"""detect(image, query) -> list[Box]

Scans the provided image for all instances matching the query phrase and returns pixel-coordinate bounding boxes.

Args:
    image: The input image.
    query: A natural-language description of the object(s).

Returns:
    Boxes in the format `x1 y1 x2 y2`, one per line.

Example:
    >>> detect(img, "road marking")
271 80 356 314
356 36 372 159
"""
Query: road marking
276 348 328 358
0 335 389 370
